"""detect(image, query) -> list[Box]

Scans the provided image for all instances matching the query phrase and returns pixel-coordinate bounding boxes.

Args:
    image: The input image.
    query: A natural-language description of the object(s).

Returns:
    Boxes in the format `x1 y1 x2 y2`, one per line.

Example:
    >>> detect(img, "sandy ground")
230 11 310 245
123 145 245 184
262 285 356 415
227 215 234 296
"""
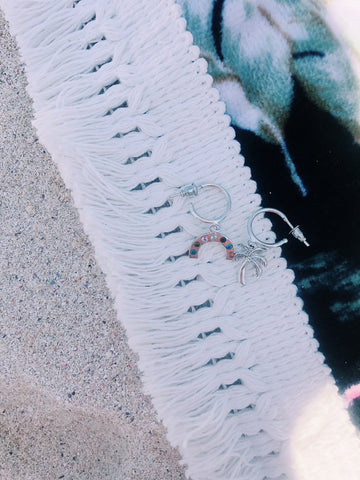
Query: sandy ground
0 10 186 480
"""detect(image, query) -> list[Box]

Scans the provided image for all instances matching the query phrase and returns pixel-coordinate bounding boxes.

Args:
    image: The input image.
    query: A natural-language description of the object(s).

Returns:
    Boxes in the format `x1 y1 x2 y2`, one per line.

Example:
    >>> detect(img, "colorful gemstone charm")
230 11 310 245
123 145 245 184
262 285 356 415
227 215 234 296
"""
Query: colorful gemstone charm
189 226 235 260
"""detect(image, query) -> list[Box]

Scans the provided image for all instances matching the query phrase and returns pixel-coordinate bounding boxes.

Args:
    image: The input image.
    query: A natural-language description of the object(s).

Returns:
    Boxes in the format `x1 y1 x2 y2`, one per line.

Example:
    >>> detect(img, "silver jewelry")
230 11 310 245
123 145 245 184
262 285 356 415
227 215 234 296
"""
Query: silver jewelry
247 208 310 248
171 185 309 285
171 183 235 259
235 207 309 285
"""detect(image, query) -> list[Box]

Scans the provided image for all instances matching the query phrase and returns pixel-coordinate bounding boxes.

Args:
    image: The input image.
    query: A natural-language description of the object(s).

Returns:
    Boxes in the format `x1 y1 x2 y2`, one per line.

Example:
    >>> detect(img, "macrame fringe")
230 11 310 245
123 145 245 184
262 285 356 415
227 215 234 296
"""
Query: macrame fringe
1 0 360 478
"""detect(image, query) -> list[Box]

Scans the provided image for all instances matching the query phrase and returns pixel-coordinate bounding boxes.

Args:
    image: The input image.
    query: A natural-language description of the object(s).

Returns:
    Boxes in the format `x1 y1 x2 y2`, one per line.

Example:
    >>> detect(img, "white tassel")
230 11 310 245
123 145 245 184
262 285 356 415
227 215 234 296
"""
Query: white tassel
2 0 360 479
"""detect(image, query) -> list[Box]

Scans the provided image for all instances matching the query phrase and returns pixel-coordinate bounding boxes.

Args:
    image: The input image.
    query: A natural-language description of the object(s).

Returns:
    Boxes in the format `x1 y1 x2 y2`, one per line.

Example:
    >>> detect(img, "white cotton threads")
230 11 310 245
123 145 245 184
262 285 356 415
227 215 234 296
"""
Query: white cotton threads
1 0 360 478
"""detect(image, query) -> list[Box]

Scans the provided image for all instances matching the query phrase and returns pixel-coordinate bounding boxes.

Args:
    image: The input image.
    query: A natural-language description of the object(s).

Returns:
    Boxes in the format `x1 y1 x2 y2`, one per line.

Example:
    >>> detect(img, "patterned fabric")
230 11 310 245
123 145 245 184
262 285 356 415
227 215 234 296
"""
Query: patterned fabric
178 0 360 426
3 0 360 476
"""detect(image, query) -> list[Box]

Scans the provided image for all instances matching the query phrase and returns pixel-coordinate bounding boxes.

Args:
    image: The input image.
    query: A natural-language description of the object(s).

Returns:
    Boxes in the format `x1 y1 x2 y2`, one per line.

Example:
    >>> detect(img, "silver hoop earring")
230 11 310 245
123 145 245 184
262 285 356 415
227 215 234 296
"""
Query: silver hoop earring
248 208 310 248
171 184 310 285
235 207 309 286
171 183 235 259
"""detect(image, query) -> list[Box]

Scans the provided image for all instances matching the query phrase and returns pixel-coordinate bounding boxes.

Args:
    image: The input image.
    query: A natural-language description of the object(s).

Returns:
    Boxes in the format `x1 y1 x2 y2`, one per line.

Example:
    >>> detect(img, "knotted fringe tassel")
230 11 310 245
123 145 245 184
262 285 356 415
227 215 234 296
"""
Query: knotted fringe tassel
1 1 359 478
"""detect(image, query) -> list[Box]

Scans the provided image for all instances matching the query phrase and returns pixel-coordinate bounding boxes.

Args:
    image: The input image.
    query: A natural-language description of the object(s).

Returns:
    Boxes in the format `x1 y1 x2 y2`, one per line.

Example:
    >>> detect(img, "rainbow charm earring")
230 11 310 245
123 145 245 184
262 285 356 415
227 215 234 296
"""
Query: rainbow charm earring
190 225 235 260
235 207 310 286
170 183 235 259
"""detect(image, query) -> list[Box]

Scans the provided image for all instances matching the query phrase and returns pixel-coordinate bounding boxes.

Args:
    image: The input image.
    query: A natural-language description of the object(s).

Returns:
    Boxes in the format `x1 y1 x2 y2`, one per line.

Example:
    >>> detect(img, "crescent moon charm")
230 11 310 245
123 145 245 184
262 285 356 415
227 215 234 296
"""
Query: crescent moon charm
189 231 235 260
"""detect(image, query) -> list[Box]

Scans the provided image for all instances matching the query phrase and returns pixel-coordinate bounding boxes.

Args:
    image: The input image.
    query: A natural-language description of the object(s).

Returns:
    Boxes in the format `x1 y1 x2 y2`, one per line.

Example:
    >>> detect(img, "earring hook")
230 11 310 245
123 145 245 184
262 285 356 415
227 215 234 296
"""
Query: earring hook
171 183 231 225
247 207 309 248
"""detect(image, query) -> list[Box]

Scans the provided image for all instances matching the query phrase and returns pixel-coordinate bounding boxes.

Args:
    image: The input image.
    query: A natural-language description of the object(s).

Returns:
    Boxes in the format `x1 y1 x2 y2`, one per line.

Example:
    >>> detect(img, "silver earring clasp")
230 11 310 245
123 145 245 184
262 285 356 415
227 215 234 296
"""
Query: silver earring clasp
235 207 309 285
171 183 232 225
247 207 310 248
171 183 234 259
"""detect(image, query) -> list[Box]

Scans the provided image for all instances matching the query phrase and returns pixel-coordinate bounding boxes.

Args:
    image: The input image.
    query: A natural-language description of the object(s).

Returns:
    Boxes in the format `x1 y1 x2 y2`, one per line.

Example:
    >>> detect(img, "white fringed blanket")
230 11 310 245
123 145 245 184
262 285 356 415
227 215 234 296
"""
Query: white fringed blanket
1 1 359 479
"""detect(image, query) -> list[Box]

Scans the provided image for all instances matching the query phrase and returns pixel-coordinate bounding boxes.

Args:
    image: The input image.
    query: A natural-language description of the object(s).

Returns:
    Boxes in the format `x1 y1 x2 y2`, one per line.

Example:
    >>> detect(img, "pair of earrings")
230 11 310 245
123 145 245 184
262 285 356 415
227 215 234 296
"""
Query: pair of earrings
171 183 309 285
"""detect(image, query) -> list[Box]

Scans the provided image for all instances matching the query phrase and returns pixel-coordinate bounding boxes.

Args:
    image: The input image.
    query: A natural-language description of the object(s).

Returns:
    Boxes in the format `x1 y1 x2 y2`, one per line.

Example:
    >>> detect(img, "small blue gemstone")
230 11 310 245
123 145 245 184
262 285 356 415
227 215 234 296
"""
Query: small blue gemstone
190 249 197 255
226 244 233 249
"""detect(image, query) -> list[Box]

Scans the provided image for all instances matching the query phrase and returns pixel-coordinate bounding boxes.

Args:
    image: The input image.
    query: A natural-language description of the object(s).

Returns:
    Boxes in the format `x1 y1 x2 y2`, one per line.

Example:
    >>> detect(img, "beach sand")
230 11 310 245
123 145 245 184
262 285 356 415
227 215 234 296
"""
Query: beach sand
0 10 186 480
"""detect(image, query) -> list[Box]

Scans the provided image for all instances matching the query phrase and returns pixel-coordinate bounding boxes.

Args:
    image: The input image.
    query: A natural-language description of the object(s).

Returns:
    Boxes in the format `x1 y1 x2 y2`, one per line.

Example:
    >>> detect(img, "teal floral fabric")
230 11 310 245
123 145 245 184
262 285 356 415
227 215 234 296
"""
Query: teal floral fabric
179 0 360 195
177 0 360 427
